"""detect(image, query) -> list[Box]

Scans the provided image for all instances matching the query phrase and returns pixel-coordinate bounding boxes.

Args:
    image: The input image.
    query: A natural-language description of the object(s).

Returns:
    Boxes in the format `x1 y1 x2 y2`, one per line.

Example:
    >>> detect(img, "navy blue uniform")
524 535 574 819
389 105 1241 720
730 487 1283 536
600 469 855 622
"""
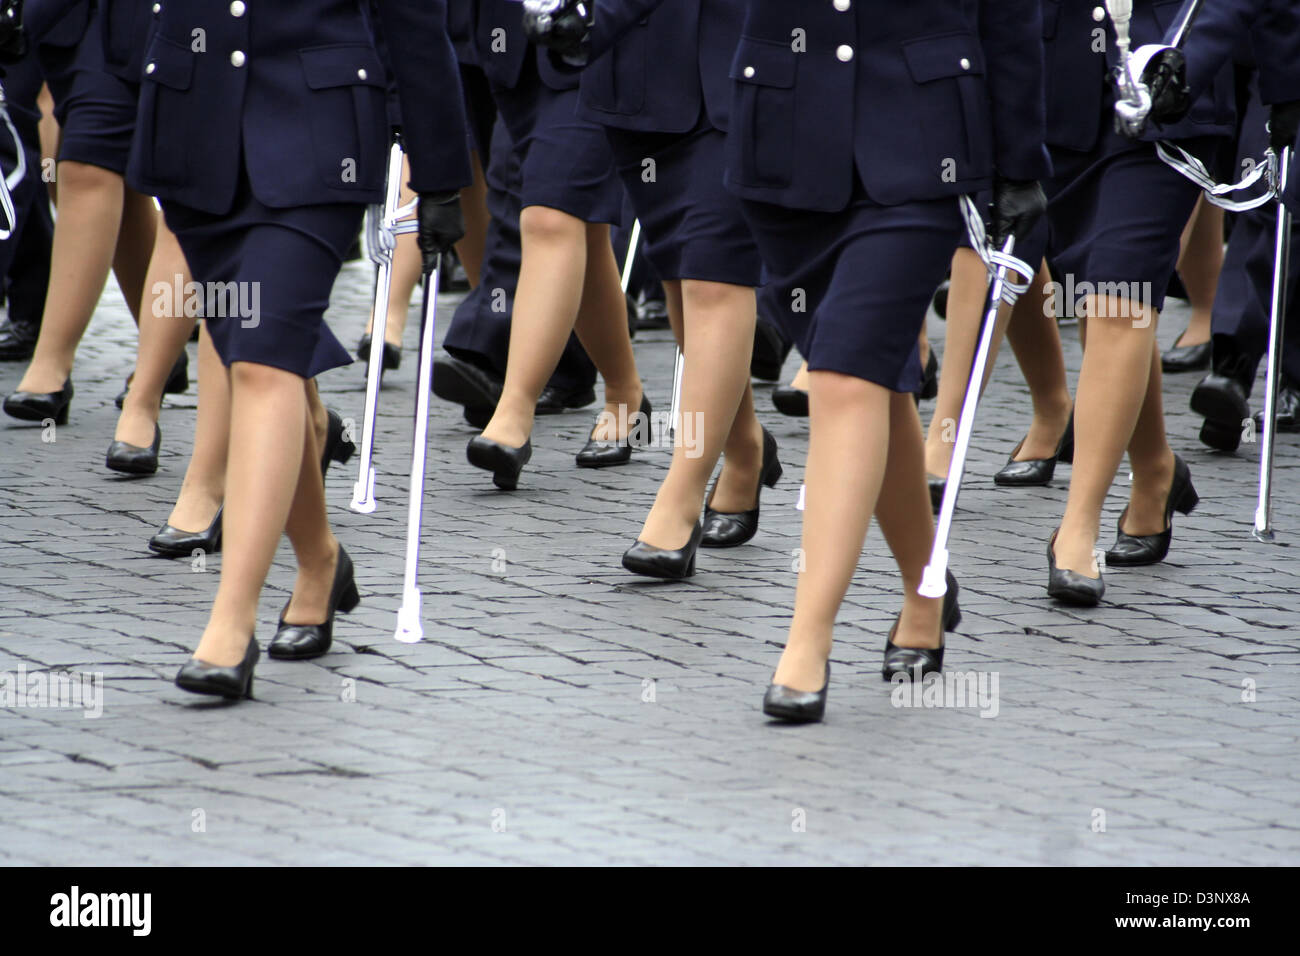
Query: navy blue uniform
0 43 53 332
579 0 762 287
726 0 1048 391
473 0 621 223
126 0 471 379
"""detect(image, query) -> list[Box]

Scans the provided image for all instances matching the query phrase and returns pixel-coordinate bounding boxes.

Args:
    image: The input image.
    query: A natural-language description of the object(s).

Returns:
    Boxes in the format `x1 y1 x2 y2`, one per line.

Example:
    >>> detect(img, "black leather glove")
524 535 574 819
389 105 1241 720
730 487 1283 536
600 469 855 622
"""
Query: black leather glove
990 177 1046 248
1139 46 1191 127
1269 100 1300 153
522 0 592 65
0 0 27 65
417 191 464 275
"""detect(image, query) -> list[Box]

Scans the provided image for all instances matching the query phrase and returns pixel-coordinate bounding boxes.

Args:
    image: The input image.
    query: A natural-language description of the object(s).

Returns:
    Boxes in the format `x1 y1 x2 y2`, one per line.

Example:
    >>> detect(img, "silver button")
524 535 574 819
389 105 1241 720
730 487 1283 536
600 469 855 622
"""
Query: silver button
152 2 160 12
743 66 755 78
145 61 156 74
833 0 850 10
357 68 368 80
836 44 853 63
230 1 245 15
1092 5 1105 20
230 50 246 67
960 57 970 70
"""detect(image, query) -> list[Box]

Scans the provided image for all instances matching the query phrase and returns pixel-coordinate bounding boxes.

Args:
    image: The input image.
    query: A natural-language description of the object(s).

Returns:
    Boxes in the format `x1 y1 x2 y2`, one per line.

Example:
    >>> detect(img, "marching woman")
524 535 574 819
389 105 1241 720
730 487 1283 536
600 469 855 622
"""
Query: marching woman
719 0 1048 721
528 0 782 579
465 0 646 490
126 0 470 699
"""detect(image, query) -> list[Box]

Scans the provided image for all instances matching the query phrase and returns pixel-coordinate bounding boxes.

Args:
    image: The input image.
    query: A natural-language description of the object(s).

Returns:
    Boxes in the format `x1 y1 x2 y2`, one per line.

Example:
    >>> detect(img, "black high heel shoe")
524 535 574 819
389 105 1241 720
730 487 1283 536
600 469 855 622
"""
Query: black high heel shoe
268 545 360 660
575 392 651 468
175 636 259 700
622 521 704 579
1104 454 1198 566
771 386 809 417
763 662 830 724
702 427 782 548
320 408 356 475
106 424 161 475
914 348 939 403
994 412 1075 486
927 474 946 514
4 378 73 424
1046 528 1104 606
881 570 961 680
467 435 532 489
148 506 223 557
357 333 401 372
115 352 188 409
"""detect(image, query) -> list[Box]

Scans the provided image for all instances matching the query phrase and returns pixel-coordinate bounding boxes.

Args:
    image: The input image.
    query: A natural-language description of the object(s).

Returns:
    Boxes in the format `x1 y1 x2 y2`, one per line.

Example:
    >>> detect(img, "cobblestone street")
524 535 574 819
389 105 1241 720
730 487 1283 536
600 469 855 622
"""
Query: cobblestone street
1 266 1297 865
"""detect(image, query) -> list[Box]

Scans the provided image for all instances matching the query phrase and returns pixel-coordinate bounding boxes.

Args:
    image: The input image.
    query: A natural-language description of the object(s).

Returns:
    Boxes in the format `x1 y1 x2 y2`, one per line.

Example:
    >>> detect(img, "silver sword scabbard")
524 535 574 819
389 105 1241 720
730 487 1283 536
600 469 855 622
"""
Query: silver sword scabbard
1254 145 1293 541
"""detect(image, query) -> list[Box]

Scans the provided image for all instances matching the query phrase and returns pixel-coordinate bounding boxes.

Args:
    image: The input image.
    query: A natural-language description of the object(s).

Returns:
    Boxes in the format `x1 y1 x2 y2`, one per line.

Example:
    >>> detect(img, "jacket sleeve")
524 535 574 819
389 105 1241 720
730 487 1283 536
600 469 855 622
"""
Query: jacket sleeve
1252 0 1300 105
371 0 473 193
23 0 88 42
589 0 671 59
978 0 1050 181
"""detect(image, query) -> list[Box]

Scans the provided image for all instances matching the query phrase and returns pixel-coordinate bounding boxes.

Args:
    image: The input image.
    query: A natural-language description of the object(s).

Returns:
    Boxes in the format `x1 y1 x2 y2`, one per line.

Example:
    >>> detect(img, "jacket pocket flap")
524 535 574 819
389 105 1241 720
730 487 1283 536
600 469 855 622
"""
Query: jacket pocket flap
729 37 797 88
142 35 195 91
903 34 985 82
300 45 386 90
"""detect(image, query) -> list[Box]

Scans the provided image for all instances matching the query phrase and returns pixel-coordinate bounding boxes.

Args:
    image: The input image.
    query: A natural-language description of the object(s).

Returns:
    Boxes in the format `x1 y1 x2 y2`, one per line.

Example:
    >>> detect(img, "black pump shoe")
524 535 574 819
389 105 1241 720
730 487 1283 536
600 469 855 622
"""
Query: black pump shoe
467 435 532 489
914 348 939 402
575 392 651 468
320 408 356 475
268 545 360 660
106 424 161 475
175 637 259 700
357 333 401 372
993 413 1075 486
771 386 809 417
115 352 189 409
1161 338 1211 373
927 474 946 514
149 506 223 557
1046 529 1104 606
702 427 782 548
881 570 961 680
763 663 830 724
622 521 704 580
1104 455 1198 567
4 378 73 424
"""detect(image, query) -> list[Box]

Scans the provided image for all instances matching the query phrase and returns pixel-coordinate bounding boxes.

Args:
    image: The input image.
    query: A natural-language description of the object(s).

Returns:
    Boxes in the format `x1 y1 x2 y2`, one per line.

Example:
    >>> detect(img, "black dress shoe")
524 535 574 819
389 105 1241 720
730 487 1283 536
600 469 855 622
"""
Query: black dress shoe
928 474 946 514
931 280 949 320
1199 417 1242 452
575 393 651 467
1161 338 1211 373
175 637 259 700
914 348 939 402
357 333 401 371
537 383 597 415
320 408 356 475
993 413 1075 486
148 506 223 557
622 521 704 579
0 316 39 361
751 320 792 382
1253 380 1300 433
467 435 532 489
1105 455 1198 567
4 378 73 424
115 351 189 409
1046 529 1104 606
1191 371 1250 437
463 406 492 429
106 424 161 475
702 427 782 548
771 386 809 417
268 545 360 660
433 351 502 417
763 663 830 724
881 569 961 680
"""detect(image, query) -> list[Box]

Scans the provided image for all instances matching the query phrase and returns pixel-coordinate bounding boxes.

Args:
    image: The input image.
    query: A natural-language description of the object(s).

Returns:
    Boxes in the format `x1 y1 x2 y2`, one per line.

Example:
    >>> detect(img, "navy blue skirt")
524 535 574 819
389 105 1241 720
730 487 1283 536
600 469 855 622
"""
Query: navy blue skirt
607 117 762 288
489 57 622 225
742 175 963 392
162 172 362 380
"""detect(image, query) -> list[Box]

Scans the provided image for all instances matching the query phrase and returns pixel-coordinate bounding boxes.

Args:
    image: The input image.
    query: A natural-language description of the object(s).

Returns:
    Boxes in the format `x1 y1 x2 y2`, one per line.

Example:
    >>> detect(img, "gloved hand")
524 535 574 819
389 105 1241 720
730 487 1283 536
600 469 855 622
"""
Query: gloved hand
991 177 1046 248
522 0 592 65
1269 100 1300 153
417 191 464 275
1117 44 1189 137
0 0 27 65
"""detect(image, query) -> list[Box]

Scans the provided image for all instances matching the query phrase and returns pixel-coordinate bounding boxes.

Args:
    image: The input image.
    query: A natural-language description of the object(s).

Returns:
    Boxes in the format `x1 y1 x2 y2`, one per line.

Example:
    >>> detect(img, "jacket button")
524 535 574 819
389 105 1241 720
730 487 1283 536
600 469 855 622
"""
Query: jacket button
960 57 970 70
836 44 853 62
230 50 246 67
833 0 850 10
1092 5 1105 20
152 2 160 12
743 66 755 78
230 1 246 15
357 68 368 80
145 62 156 74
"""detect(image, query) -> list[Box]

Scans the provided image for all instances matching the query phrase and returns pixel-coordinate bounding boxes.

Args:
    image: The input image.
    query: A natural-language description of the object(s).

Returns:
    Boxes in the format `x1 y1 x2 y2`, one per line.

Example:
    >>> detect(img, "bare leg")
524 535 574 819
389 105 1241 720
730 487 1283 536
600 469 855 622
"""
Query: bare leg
281 401 340 626
1117 342 1177 536
454 150 489 288
788 360 809 392
115 220 195 447
111 187 159 326
1003 263 1073 460
573 222 644 435
166 324 227 532
1171 197 1223 349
